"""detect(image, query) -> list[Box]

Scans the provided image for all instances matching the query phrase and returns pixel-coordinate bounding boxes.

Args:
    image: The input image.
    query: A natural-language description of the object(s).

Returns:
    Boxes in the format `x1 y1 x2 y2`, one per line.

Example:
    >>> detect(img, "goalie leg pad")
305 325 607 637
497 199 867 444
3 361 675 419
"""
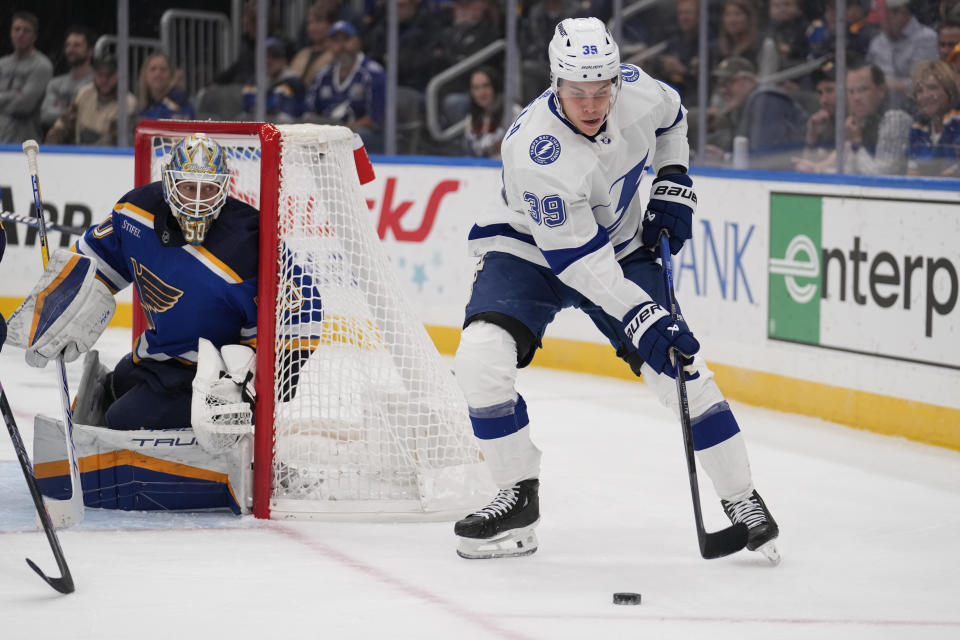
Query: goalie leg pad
6 249 115 368
32 414 252 514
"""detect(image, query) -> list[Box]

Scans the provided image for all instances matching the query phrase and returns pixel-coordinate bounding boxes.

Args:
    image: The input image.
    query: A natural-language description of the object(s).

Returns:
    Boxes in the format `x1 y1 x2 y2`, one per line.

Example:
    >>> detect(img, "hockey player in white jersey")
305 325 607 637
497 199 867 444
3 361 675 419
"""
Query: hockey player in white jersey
453 17 779 562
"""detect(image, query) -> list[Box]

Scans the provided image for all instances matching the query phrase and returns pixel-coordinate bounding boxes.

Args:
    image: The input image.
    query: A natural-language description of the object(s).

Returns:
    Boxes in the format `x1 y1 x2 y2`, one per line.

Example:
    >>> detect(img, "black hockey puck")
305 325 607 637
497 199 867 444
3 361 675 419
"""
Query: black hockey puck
612 592 642 605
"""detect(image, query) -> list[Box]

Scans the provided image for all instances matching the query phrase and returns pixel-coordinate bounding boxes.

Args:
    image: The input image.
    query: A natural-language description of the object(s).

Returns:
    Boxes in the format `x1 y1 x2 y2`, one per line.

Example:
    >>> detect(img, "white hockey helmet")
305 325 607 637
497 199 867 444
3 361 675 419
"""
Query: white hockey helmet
162 133 231 245
548 17 622 95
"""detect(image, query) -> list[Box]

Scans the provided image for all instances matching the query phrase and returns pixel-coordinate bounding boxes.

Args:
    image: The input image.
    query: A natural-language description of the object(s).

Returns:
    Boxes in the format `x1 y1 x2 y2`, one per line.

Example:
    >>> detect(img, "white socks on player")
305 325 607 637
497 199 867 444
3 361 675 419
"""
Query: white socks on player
455 321 520 408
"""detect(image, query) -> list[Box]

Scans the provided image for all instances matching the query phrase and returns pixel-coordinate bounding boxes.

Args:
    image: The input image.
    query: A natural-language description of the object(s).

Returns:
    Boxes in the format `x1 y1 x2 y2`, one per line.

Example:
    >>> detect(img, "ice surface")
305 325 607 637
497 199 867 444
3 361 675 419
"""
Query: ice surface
1 329 958 639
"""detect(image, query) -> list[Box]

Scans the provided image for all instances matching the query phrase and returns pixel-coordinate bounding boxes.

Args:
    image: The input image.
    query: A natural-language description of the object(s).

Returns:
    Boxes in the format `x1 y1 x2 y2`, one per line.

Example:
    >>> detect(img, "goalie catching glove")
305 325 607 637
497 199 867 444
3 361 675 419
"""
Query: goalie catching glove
6 249 115 368
622 301 699 377
191 338 256 455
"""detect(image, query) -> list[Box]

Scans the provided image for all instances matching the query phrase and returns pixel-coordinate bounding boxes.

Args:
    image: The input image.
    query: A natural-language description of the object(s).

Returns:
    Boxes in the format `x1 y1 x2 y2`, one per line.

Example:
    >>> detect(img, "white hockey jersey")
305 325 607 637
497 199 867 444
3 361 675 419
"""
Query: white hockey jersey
468 63 689 321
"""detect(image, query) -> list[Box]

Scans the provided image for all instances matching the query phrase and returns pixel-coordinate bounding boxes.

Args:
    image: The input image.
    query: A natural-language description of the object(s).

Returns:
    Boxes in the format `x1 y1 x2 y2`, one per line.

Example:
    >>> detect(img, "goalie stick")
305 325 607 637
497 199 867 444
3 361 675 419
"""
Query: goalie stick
658 233 749 559
0 210 86 236
0 380 75 593
22 140 85 528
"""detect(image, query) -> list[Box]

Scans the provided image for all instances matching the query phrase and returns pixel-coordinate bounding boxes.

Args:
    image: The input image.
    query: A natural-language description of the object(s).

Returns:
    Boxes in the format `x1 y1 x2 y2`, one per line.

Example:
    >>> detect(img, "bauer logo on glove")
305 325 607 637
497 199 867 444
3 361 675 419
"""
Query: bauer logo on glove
642 173 696 255
622 300 700 377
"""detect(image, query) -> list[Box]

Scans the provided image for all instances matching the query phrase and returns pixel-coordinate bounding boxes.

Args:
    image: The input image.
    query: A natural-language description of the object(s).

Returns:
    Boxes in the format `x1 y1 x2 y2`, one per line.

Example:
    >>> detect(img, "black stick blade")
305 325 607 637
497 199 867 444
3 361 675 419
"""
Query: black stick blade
26 558 75 594
700 523 750 559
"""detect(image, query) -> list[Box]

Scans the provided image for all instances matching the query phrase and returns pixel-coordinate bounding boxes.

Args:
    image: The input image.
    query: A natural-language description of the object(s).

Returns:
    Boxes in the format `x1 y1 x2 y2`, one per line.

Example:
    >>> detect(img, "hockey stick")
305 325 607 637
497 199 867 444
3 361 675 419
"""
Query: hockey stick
22 140 85 528
658 233 749 559
0 210 87 236
0 379 75 593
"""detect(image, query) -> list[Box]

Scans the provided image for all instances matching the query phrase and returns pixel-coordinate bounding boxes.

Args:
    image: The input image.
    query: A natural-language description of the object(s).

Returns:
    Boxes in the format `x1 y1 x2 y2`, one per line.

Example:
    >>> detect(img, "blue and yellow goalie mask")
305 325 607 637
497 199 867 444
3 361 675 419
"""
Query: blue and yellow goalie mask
161 134 231 245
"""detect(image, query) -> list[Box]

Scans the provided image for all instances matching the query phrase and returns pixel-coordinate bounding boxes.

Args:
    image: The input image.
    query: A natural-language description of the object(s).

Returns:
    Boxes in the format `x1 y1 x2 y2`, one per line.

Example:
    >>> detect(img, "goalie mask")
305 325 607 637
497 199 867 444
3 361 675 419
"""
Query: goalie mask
162 134 230 245
548 17 622 122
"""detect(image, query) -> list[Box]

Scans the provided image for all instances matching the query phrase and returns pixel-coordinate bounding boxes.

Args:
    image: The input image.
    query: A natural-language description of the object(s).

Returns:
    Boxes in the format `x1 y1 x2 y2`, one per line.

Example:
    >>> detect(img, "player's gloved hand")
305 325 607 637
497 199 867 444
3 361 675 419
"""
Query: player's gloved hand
0 313 7 355
641 173 696 255
622 301 700 377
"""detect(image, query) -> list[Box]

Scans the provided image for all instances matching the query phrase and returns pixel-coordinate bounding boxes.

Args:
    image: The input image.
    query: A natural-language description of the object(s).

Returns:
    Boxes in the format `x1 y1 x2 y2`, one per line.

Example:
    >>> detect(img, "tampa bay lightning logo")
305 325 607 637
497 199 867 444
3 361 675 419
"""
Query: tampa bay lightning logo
620 64 640 82
529 134 561 165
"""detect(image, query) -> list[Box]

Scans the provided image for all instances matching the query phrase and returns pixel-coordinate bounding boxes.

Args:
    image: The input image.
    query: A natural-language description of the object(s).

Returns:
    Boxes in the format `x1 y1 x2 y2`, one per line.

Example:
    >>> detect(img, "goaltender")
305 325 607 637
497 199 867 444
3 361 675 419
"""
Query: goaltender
8 134 323 457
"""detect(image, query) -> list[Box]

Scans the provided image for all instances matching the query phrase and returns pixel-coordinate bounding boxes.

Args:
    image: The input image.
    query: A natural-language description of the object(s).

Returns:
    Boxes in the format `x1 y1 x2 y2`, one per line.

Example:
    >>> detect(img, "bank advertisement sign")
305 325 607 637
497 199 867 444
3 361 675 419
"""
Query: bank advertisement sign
769 193 959 369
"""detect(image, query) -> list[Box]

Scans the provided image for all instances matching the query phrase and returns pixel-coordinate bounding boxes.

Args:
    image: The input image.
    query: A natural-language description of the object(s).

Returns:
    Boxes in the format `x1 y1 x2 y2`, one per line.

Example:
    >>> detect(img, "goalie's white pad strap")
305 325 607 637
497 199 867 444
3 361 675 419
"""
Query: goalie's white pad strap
7 249 115 367
191 338 255 454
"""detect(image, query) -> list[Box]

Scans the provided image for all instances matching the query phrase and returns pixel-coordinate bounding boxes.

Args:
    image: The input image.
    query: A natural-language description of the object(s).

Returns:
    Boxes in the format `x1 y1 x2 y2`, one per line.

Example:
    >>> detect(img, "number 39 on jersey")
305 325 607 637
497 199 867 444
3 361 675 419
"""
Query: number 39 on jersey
523 192 566 228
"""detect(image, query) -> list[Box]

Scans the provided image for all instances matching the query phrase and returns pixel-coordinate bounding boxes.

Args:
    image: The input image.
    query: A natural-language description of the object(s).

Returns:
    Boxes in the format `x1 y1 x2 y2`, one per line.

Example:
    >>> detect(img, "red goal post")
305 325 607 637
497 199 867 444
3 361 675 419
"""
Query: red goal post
133 120 491 520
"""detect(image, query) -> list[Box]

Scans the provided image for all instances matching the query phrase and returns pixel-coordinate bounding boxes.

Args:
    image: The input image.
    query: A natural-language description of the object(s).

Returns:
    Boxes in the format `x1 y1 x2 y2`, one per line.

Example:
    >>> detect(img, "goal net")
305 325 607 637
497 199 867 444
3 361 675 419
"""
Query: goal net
133 121 491 519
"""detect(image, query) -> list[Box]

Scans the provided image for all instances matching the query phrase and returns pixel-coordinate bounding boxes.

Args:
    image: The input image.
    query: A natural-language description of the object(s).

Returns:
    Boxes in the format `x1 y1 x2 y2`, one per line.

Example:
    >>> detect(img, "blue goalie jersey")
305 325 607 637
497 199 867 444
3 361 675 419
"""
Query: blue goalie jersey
74 182 322 363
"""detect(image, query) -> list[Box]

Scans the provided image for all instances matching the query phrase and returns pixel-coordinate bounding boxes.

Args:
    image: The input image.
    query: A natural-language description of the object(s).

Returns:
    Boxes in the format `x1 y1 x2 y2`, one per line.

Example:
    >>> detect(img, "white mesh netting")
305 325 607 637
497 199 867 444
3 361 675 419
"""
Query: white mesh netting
146 124 490 518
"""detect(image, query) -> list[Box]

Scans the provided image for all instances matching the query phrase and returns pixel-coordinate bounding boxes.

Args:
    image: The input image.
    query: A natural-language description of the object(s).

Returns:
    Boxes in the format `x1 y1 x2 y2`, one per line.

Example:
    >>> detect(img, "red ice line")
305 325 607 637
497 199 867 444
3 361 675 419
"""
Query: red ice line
271 524 535 640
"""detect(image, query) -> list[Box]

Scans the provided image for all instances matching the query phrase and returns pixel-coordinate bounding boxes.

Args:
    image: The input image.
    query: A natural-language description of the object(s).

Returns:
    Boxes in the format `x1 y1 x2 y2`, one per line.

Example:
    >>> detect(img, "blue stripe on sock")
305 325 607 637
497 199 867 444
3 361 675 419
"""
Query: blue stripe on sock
690 402 740 450
470 395 529 440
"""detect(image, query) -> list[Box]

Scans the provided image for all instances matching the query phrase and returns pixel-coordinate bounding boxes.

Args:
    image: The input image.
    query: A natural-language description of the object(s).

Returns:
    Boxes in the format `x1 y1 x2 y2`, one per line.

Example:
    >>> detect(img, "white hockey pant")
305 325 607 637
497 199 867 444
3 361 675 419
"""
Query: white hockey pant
641 358 754 502
455 321 541 489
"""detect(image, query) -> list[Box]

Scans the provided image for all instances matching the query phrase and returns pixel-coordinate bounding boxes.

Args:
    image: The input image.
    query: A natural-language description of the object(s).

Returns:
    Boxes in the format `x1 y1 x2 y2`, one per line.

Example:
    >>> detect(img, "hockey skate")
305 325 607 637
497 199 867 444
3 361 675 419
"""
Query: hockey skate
455 478 540 559
722 490 781 565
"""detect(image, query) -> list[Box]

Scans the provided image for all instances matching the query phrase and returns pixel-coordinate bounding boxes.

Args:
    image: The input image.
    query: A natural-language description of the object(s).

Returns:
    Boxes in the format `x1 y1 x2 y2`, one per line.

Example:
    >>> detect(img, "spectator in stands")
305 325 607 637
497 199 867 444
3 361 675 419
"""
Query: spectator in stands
291 1 333 86
45 54 137 146
807 0 877 59
136 52 195 123
937 0 960 25
844 63 913 174
710 0 761 72
793 61 839 172
215 0 266 86
703 56 808 171
364 0 441 93
460 66 518 159
520 0 580 102
40 26 95 137
432 0 503 125
937 20 960 60
765 0 810 69
866 0 938 97
657 0 701 104
907 59 960 175
242 38 305 124
0 11 53 144
306 21 385 153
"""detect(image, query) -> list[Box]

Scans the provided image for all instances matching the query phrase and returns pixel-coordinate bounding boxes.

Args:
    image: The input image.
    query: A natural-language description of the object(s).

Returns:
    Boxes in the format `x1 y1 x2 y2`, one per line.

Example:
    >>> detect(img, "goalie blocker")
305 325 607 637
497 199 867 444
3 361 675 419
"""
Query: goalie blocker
6 249 115 367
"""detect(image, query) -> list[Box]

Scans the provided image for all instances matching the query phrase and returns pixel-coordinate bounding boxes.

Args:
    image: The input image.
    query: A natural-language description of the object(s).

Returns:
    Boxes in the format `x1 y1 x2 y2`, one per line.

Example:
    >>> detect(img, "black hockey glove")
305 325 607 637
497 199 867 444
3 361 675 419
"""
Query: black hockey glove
622 301 700 377
642 173 696 255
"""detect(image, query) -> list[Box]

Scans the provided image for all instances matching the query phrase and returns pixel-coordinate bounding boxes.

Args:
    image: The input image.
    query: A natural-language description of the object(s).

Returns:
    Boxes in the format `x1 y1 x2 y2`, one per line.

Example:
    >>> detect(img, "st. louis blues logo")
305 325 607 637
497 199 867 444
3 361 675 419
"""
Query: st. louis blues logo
620 64 640 82
529 134 561 165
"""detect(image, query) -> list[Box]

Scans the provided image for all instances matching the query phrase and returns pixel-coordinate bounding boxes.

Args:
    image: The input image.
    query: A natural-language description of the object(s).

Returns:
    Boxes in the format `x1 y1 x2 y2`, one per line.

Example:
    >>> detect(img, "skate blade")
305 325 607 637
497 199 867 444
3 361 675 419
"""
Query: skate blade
456 524 539 559
756 540 781 566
